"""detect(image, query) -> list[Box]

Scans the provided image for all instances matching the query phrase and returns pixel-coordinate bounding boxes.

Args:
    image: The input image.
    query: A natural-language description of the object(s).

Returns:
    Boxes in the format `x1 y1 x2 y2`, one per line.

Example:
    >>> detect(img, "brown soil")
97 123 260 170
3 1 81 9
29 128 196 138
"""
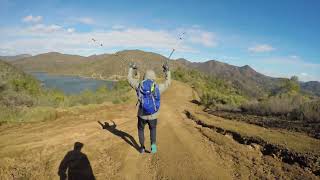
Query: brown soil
206 110 320 139
184 110 320 176
0 81 319 179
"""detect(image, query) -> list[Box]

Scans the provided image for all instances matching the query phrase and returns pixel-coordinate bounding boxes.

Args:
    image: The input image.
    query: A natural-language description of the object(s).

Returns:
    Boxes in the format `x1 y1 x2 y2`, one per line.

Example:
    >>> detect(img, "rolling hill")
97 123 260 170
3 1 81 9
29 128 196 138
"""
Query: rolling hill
12 52 87 73
0 54 32 61
0 59 37 89
0 59 41 108
300 81 320 96
176 58 284 97
12 50 187 79
11 50 320 97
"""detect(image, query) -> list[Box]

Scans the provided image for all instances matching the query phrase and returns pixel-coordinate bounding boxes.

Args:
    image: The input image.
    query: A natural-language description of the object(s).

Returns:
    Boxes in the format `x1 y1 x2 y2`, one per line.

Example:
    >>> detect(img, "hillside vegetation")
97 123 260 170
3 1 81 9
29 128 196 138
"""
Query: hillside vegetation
12 50 186 80
2 81 318 179
240 77 320 122
1 52 319 178
0 59 130 124
172 67 320 139
8 50 320 131
176 59 284 98
0 54 32 61
12 50 320 96
172 68 247 107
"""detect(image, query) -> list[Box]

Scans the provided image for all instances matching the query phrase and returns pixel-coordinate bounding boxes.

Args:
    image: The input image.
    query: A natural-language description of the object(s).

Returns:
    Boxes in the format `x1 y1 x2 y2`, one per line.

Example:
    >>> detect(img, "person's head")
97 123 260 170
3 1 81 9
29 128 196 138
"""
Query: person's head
143 70 156 80
74 142 84 152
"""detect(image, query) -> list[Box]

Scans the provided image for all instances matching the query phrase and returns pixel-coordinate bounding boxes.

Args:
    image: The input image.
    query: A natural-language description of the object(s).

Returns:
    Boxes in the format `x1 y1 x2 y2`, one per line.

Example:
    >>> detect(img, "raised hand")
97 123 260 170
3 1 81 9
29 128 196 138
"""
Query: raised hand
129 62 138 69
162 63 169 72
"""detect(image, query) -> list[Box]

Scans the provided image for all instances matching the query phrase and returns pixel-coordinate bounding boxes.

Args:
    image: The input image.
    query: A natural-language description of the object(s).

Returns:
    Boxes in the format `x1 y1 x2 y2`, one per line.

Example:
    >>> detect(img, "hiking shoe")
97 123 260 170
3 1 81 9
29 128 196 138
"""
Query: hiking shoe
139 147 145 154
151 144 157 153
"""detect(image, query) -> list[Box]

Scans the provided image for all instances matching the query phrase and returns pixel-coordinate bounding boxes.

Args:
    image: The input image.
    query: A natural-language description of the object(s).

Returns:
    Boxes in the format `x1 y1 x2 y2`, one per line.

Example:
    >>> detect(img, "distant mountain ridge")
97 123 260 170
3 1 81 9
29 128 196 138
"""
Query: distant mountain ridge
300 81 320 96
175 58 285 97
10 50 320 97
12 52 87 73
0 54 32 61
12 50 187 79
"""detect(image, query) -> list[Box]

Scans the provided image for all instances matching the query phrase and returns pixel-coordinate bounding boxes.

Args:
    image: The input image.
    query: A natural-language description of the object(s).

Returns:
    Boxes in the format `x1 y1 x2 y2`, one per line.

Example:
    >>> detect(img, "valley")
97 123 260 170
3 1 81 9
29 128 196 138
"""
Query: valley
0 50 319 179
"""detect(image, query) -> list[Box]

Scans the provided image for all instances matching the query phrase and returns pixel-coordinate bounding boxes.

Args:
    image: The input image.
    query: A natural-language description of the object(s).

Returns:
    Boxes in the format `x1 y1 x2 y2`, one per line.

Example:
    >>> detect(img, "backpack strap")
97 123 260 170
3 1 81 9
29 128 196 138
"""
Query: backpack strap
136 80 145 107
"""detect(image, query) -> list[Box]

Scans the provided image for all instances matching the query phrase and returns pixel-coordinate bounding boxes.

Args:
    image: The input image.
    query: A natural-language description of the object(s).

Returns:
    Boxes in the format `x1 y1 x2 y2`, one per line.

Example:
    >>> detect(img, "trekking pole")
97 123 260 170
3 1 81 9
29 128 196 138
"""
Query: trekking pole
163 48 175 72
168 48 175 59
163 32 185 72
115 52 138 77
114 52 127 78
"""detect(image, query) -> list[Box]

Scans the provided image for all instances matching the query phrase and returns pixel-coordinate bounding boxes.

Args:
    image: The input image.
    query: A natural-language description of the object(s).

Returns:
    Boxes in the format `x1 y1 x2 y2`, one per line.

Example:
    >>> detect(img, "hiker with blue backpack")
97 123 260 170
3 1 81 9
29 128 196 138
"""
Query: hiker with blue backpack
127 63 171 153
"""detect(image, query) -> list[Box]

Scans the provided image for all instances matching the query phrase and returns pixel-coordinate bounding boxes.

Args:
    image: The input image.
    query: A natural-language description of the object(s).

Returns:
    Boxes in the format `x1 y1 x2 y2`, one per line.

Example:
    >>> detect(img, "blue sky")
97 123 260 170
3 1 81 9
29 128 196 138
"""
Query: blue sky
0 0 319 81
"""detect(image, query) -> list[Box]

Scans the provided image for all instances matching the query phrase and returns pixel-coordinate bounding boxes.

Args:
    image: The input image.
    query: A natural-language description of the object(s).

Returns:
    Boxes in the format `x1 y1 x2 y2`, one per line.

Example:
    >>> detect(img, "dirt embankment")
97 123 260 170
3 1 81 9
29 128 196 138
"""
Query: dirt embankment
184 110 320 176
206 110 320 139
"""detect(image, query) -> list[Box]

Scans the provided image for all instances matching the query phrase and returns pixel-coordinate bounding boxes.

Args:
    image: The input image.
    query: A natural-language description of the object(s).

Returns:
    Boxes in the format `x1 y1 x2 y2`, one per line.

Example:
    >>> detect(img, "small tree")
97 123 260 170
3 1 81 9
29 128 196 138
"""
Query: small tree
280 76 300 94
290 76 299 82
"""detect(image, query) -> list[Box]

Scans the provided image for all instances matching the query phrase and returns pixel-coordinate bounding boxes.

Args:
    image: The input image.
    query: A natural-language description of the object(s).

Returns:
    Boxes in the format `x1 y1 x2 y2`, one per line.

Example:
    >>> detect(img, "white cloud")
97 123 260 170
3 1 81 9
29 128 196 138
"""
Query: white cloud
67 28 75 33
74 17 95 25
297 72 319 82
289 55 299 59
22 15 43 23
0 23 220 58
298 72 318 82
191 24 201 29
0 26 203 55
112 25 125 30
26 24 63 33
258 69 319 82
264 56 320 68
259 56 320 81
186 28 217 47
248 44 275 53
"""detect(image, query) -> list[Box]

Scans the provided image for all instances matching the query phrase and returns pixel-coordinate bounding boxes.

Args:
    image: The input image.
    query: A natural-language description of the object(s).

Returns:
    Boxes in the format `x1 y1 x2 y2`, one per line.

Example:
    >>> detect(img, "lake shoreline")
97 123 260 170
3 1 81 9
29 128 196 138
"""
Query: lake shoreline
26 71 121 82
28 72 116 95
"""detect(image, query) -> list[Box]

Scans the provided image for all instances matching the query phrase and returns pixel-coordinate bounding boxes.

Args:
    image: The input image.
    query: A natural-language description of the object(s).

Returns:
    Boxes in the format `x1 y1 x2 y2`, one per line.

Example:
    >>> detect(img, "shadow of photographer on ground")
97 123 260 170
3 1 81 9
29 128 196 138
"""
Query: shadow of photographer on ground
58 142 95 180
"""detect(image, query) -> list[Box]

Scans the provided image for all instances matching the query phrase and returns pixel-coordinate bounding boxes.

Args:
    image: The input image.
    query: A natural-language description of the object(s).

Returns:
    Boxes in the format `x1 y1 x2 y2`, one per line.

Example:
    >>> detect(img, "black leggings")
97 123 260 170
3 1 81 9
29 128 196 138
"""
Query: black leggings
137 117 157 147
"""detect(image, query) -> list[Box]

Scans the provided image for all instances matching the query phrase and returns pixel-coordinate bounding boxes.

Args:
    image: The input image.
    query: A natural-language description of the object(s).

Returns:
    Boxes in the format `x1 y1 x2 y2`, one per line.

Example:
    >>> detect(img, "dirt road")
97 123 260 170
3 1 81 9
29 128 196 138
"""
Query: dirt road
0 81 317 179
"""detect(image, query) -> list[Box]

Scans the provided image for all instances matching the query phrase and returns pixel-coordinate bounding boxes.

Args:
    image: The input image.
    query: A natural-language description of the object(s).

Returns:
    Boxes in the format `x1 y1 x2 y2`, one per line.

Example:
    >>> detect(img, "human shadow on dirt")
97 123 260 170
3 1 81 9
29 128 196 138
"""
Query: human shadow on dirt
98 121 140 152
58 142 95 180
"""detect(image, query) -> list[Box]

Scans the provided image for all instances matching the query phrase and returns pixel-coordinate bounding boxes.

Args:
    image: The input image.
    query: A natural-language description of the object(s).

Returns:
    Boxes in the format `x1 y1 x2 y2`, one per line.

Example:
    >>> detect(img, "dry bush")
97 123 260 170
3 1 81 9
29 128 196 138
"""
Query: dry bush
0 91 34 107
292 100 320 122
241 94 305 116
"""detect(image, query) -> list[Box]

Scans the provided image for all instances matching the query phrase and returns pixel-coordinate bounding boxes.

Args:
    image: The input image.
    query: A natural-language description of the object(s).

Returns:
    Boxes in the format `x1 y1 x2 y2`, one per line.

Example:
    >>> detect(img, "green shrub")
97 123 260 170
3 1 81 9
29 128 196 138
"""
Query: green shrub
0 91 34 107
112 99 121 104
96 86 109 94
173 68 247 107
0 82 6 92
0 105 20 123
1 80 131 123
10 76 41 96
0 106 56 123
271 76 301 95
113 80 130 92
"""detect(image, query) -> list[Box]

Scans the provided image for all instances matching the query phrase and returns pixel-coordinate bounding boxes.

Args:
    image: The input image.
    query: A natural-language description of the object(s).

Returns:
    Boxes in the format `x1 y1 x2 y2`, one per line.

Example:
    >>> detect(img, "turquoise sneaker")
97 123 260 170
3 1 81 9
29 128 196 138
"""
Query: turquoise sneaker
151 144 157 153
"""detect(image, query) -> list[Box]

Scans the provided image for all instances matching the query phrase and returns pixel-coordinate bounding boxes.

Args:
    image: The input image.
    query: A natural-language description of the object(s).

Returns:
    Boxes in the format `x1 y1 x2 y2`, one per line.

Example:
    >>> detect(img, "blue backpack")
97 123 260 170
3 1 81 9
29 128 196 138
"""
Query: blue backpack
137 79 160 115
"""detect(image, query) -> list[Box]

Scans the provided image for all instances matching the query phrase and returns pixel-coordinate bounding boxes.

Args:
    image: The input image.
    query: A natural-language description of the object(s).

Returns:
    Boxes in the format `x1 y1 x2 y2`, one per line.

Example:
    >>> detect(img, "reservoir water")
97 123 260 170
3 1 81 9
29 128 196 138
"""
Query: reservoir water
30 72 115 94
